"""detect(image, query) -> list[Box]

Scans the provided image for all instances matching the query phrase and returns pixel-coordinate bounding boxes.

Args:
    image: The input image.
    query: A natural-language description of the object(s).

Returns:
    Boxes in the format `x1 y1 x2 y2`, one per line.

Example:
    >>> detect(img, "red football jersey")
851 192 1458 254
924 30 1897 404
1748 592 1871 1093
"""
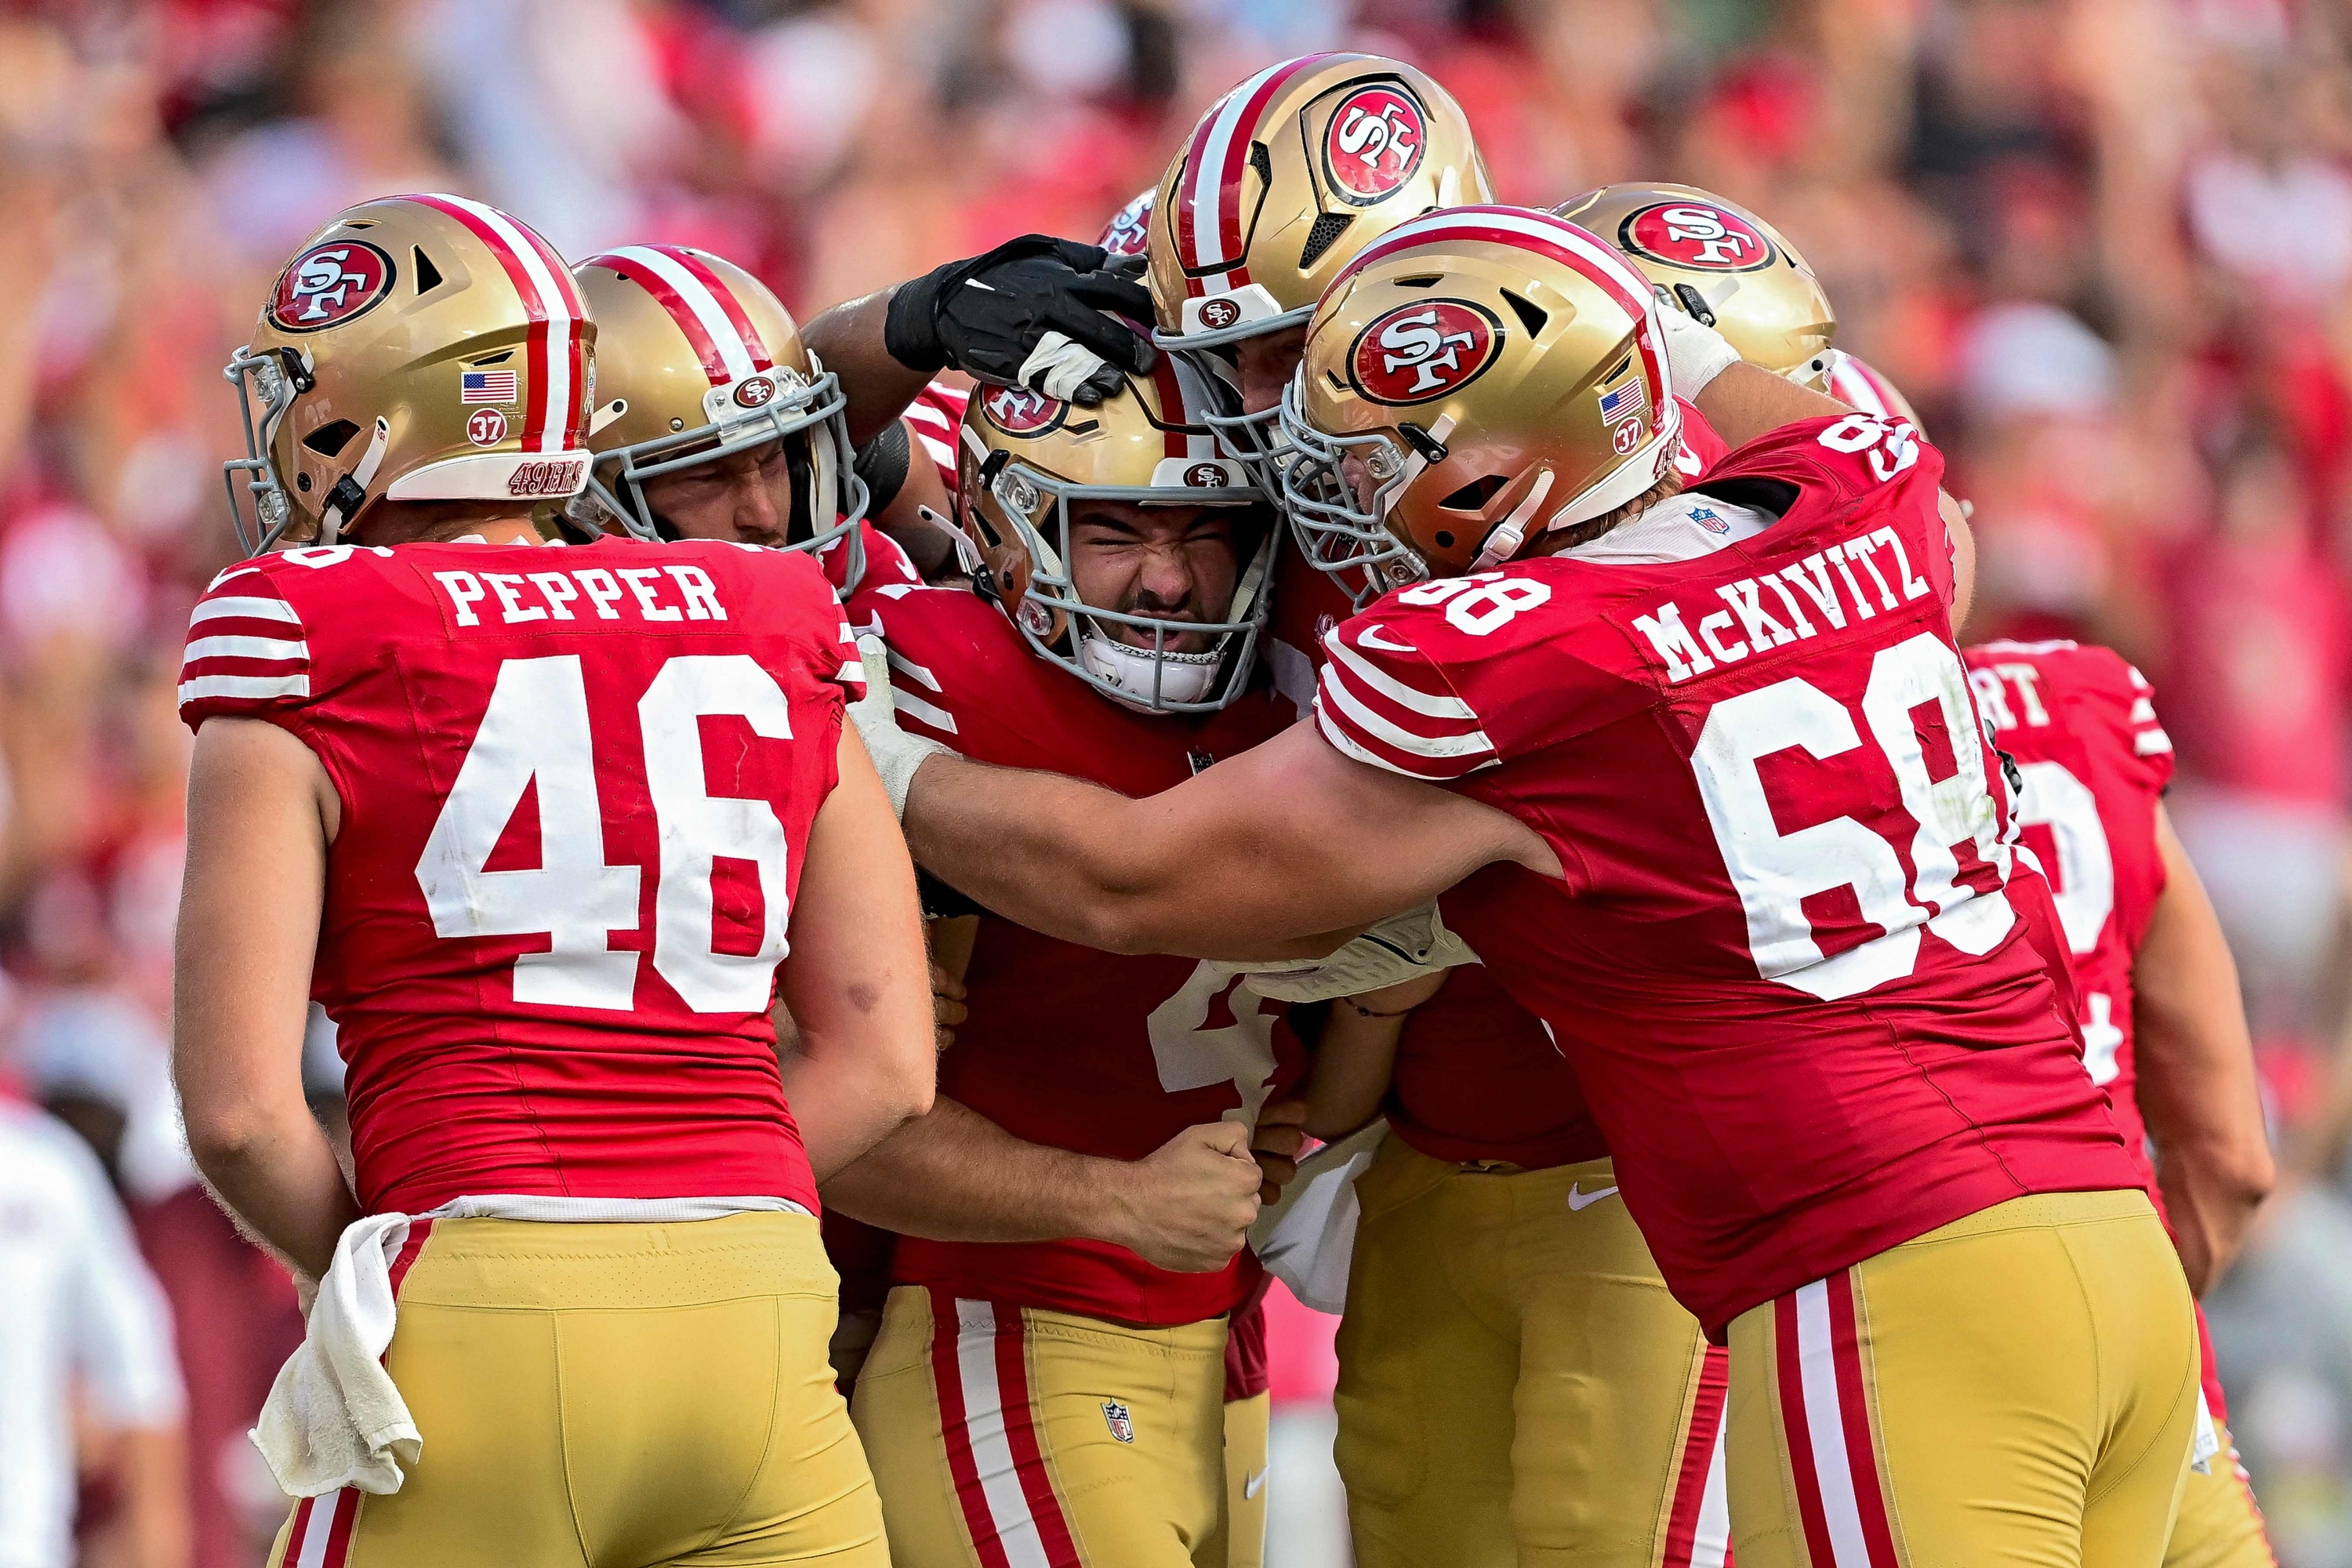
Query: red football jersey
1223 1279 1271 1402
1265 395 1730 726
1962 641 2225 1414
179 538 862 1218
849 581 1305 1327
1825 354 1913 423
1315 413 2143 1333
1963 641 2174 1153
818 519 924 598
1387 963 1605 1169
902 379 971 493
1269 399 1735 1170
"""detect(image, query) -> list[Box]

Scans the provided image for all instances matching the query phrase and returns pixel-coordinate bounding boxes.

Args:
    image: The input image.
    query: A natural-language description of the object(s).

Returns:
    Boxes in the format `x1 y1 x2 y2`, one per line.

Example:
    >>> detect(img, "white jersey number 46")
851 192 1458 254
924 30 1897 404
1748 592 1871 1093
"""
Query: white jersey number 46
415 653 795 1013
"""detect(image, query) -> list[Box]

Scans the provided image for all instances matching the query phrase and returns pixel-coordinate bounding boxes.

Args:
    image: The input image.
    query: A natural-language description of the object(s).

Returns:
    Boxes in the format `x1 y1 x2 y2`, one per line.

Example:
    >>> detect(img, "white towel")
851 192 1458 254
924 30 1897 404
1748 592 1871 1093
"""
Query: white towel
249 1194 811 1499
252 1213 418 1498
1247 1121 1387 1315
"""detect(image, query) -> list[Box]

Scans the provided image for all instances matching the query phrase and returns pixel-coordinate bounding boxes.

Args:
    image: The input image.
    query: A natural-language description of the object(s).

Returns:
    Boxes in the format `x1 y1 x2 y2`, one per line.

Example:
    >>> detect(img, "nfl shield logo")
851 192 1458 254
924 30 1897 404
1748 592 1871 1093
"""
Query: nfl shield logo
1102 1400 1135 1443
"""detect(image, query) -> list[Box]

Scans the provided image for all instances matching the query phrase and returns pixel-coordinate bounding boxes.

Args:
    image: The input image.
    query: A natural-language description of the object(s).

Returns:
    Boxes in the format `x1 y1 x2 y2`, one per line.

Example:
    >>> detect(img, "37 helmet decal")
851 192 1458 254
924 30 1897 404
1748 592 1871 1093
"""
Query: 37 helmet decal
1323 85 1428 204
1618 201 1777 273
268 240 397 332
1349 300 1503 405
980 384 1070 437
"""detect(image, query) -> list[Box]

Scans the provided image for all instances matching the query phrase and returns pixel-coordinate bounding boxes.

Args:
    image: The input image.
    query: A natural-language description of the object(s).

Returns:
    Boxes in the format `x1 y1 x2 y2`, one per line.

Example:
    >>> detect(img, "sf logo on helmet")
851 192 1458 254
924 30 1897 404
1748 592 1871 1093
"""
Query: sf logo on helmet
1325 88 1427 202
1350 300 1502 405
1621 202 1776 273
982 385 1068 437
269 240 397 332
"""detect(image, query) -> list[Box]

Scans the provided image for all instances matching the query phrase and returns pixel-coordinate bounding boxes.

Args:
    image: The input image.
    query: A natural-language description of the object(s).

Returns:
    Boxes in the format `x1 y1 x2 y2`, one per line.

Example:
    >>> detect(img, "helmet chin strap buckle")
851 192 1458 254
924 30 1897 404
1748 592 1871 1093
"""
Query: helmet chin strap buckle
317 416 391 546
1472 467 1555 572
1672 283 1719 328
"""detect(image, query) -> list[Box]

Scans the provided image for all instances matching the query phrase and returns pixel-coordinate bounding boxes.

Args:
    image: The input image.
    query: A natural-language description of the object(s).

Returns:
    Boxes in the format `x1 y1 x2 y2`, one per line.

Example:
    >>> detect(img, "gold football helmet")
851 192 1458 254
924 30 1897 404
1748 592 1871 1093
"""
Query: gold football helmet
224 193 595 554
1279 206 1680 593
568 244 864 583
1145 53 1493 476
1553 183 1837 390
957 361 1275 713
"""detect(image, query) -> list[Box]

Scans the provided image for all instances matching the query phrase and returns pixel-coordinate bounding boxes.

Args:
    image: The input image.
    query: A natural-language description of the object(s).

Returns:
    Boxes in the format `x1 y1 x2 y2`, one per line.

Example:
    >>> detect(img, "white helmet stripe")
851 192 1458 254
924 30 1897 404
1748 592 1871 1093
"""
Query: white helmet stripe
608 245 761 384
426 193 579 455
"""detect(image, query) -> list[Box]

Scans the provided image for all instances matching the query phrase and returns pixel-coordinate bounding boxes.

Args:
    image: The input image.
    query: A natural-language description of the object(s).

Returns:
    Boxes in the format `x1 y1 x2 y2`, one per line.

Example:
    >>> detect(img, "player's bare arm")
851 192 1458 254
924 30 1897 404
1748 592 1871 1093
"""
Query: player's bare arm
822 1098 1265 1274
1304 970 1451 1140
172 718 360 1281
2132 804 2274 1294
772 727 938 1181
898 720 1559 960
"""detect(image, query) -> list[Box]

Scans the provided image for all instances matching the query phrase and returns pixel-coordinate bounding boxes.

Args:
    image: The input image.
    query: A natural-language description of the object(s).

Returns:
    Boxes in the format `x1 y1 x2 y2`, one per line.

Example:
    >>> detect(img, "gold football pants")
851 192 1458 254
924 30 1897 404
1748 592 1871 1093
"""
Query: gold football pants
1727 1189 2200 1568
2166 1423 2274 1568
851 1285 1230 1567
1224 1391 1269 1568
263 1211 884 1568
1333 1141 1730 1567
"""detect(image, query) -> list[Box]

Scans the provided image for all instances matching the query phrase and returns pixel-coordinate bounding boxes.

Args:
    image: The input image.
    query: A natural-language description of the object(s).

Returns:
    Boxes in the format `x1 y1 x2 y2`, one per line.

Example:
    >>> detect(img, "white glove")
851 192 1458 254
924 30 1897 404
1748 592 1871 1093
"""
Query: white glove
1018 330 1119 404
1655 300 1740 400
1229 902 1479 1004
850 634 953 818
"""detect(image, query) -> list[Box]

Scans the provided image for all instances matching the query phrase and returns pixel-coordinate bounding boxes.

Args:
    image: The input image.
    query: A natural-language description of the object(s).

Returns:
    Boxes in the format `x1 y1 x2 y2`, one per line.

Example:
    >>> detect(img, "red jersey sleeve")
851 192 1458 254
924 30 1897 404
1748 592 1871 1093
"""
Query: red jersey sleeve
1673 394 1728 477
2121 659 2175 789
1313 608 1501 781
178 563 317 731
903 379 970 492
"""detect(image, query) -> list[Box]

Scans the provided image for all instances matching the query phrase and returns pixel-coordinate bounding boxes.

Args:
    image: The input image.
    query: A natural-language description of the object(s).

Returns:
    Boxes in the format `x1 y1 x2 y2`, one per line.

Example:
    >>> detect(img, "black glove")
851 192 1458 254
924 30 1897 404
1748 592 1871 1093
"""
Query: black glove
884 234 1155 406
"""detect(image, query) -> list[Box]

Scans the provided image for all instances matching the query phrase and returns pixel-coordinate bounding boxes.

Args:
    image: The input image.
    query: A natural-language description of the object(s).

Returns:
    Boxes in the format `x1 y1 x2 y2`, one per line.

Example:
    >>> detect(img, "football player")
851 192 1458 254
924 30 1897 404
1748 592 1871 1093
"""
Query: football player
1143 75 1741 1565
822 361 1305 1568
1104 177 1279 1568
1965 641 2276 1567
172 194 937 1567
852 206 2199 1565
1555 181 1923 434
568 241 927 596
1589 193 2276 1566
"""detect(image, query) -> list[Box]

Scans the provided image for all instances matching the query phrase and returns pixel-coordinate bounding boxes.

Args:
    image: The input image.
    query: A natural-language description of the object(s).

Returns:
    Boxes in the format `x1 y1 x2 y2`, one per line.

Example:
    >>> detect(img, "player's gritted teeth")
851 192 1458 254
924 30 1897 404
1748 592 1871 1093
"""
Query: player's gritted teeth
1067 500 1245 655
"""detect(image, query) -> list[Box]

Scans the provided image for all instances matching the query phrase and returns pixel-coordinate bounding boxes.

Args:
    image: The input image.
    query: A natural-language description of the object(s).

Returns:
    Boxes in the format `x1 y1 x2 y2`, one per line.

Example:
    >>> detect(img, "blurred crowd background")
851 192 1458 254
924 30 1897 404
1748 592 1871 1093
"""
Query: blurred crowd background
6 0 2352 1563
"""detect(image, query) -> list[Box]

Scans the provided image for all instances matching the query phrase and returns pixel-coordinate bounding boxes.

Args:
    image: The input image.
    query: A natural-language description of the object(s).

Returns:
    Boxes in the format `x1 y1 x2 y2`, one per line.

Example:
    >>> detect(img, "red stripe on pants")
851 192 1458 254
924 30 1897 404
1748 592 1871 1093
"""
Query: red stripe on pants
1773 1291 1839 1566
989 1305 1082 1567
1663 1343 1730 1566
929 1290 1017 1568
1825 1272 1900 1566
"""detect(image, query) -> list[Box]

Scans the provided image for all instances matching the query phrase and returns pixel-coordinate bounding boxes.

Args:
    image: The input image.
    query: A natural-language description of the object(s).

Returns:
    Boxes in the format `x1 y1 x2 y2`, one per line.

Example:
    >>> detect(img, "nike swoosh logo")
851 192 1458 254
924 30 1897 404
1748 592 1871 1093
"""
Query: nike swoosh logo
1566 1183 1619 1212
1355 623 1415 653
1244 1468 1268 1499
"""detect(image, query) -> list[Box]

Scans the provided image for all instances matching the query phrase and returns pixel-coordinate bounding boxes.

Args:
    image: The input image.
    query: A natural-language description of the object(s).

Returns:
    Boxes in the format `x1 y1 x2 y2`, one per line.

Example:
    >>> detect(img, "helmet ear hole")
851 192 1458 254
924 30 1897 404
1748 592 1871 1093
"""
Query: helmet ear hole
1500 290 1548 338
1439 474 1508 512
303 419 361 457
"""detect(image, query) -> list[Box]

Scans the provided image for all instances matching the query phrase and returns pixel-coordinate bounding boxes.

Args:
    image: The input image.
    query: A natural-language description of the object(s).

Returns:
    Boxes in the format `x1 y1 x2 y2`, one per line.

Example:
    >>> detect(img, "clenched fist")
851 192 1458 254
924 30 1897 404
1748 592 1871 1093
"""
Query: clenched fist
1104 1120 1265 1274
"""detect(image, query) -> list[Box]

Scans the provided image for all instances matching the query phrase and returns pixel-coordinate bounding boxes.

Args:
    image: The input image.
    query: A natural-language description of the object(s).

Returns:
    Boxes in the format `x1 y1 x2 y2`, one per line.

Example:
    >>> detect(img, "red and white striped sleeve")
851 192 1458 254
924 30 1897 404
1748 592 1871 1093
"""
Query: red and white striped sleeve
1312 616 1499 781
177 567 312 731
831 604 867 699
2123 662 2172 767
902 379 969 492
1826 353 1921 431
